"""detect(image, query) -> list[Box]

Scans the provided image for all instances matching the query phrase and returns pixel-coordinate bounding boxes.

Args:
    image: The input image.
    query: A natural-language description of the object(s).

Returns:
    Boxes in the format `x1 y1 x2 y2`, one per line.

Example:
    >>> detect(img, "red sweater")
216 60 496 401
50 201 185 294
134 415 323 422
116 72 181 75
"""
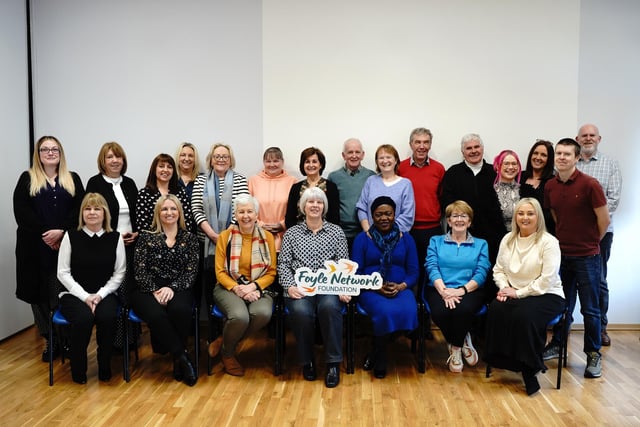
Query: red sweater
398 157 445 229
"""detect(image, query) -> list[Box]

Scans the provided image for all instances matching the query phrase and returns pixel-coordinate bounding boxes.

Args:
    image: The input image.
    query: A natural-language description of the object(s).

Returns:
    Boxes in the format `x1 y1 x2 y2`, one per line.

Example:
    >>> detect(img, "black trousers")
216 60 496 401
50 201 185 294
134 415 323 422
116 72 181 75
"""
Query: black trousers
59 293 118 378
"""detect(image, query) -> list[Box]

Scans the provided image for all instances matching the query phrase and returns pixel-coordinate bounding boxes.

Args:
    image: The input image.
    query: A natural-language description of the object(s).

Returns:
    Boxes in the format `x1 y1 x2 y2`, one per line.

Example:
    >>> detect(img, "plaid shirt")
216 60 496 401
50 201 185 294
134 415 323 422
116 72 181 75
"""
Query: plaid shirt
577 150 622 232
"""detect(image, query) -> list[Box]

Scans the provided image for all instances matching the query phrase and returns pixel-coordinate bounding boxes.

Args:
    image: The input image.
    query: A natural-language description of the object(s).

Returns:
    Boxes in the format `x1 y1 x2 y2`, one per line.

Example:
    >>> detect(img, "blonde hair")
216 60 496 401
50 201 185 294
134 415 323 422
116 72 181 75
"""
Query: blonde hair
29 136 76 197
505 197 547 246
78 193 113 232
151 194 186 232
174 142 202 181
206 143 236 171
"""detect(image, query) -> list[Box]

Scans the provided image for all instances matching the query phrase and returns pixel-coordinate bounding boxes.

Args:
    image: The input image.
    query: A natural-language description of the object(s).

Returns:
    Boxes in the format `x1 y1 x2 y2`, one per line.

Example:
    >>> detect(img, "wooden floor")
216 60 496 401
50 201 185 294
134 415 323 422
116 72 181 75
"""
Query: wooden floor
1 326 639 427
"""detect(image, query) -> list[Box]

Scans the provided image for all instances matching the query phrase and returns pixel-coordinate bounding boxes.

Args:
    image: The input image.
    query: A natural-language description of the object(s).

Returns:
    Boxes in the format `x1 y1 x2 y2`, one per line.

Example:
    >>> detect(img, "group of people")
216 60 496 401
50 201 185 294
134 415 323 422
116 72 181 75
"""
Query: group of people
13 123 621 395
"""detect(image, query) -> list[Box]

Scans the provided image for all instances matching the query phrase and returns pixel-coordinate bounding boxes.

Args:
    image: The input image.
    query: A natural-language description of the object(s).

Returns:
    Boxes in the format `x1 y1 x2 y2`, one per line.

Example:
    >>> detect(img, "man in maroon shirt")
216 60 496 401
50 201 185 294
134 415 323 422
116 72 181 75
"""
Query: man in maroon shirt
543 138 609 379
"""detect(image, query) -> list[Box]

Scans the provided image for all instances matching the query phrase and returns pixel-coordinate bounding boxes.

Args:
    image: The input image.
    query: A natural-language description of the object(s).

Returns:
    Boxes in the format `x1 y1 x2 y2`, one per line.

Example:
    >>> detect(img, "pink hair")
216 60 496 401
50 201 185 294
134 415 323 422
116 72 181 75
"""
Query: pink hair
493 149 522 184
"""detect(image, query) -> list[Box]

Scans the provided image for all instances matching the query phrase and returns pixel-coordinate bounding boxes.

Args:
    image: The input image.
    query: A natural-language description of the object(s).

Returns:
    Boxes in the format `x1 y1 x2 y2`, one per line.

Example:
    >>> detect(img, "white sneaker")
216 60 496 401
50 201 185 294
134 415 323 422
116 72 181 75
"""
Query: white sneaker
447 347 463 373
462 333 478 366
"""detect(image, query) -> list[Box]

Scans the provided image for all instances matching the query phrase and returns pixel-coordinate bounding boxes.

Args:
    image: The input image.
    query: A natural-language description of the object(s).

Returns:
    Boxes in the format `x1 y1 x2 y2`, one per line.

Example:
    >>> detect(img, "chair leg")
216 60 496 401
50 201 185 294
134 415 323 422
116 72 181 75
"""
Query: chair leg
123 310 131 382
274 304 283 376
49 312 54 386
486 364 492 378
417 303 426 373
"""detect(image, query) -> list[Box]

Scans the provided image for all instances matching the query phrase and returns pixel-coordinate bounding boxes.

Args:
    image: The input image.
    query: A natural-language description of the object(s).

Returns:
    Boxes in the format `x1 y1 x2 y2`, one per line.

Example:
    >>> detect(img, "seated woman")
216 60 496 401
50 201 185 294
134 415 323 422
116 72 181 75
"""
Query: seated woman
484 198 565 396
57 193 126 384
278 187 350 388
351 196 419 378
132 195 199 386
425 200 490 373
208 195 277 376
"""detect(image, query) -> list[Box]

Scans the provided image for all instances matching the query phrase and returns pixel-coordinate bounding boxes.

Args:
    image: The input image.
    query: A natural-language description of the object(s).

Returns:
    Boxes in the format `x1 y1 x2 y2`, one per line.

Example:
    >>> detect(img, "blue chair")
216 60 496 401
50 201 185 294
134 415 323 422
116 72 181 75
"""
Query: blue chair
123 305 199 382
48 307 70 386
485 310 568 389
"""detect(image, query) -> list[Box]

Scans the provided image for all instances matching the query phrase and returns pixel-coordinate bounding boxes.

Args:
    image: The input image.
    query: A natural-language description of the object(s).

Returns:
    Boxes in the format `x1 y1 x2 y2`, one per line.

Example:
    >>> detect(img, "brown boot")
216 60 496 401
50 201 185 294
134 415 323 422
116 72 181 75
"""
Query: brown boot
208 336 223 358
222 355 245 376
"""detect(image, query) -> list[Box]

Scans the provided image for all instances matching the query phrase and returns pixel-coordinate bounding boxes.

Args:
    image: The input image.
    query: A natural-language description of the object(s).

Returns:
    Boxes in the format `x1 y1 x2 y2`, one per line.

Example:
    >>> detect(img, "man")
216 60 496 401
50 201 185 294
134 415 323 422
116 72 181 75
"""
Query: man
543 138 610 379
328 138 375 252
441 133 506 301
576 124 622 346
398 127 445 288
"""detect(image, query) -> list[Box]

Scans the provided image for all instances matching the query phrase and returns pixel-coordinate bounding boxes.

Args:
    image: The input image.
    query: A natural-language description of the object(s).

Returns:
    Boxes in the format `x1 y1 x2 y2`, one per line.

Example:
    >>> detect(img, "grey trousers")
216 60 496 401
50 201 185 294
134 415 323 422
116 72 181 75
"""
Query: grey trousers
213 285 273 357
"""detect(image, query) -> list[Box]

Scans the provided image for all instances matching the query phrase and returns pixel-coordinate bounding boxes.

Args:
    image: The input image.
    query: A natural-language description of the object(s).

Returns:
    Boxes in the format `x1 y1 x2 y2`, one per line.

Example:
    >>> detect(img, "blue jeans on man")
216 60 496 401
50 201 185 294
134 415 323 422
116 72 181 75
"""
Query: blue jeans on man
599 232 613 329
551 254 602 353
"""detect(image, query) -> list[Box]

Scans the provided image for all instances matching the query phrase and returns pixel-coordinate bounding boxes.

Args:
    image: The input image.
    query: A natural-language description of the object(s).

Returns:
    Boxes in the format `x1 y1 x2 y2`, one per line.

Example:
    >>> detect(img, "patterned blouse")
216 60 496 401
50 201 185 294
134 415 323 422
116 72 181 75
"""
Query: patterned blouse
135 187 195 232
277 220 349 292
134 229 199 293
494 181 520 232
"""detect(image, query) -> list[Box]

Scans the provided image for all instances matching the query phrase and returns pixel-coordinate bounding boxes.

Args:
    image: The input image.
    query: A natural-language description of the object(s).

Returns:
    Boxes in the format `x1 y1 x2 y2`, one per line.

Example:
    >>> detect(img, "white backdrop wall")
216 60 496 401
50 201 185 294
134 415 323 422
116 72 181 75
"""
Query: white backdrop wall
2 0 638 339
1 0 33 339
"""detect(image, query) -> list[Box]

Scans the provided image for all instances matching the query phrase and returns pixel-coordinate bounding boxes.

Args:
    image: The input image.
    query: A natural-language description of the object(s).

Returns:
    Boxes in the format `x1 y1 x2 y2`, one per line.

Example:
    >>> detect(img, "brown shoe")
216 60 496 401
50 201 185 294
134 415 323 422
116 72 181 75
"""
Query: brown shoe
208 337 223 358
222 356 245 376
601 330 611 346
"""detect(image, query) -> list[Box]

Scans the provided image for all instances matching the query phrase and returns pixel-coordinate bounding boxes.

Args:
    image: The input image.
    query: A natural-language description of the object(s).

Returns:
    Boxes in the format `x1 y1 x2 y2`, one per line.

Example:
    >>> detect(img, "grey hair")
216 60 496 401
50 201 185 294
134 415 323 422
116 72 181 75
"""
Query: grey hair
460 133 483 150
342 138 363 153
233 194 260 214
299 187 328 217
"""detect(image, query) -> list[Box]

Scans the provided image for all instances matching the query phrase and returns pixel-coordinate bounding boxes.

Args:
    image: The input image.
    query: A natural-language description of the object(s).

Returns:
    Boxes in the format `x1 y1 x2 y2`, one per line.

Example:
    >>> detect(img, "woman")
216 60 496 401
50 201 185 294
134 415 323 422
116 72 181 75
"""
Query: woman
356 144 415 233
175 142 202 201
248 147 297 251
132 195 199 386
278 187 350 388
351 196 419 378
484 198 565 396
493 150 522 232
57 193 126 384
285 147 340 229
425 200 490 373
191 143 249 307
208 195 277 376
520 140 556 235
13 135 85 361
136 153 194 232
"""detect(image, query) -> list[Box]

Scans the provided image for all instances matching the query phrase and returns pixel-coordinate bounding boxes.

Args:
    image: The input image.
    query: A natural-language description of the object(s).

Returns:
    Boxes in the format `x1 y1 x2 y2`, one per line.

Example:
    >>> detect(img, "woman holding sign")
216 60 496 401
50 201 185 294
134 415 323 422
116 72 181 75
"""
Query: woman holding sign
351 196 419 378
278 187 350 388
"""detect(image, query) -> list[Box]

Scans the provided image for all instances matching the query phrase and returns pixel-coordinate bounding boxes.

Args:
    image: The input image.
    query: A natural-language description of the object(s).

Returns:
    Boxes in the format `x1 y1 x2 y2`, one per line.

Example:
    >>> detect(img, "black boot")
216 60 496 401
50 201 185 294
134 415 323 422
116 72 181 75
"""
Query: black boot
522 368 540 396
173 357 184 381
177 352 197 386
373 335 387 379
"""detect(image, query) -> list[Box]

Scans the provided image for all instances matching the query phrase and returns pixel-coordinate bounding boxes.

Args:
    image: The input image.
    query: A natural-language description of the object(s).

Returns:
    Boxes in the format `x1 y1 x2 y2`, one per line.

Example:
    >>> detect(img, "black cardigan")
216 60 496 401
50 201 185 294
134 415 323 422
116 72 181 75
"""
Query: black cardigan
86 174 139 232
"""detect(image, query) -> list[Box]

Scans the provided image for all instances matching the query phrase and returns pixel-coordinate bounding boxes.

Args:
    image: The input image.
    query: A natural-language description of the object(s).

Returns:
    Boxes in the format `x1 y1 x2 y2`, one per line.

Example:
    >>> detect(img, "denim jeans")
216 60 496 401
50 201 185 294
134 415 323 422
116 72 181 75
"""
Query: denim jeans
552 254 602 353
599 232 613 328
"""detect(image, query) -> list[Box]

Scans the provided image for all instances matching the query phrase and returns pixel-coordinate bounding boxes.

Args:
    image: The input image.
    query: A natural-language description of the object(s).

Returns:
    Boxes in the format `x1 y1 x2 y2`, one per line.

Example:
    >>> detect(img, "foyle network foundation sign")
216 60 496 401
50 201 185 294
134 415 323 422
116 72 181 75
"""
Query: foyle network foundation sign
294 259 383 296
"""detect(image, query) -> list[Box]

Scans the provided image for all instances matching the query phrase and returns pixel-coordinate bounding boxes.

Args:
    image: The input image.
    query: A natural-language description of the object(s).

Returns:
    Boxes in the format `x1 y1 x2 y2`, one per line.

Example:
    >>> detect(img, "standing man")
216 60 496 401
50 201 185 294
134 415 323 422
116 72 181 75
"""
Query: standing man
441 133 506 301
328 138 375 252
398 128 445 287
576 124 622 346
544 138 610 379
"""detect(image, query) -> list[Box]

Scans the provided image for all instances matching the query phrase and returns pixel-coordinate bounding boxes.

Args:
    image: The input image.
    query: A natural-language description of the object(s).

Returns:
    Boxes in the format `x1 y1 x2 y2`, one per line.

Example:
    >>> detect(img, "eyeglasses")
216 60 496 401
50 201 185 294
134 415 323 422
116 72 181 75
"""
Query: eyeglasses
213 155 230 161
450 214 469 220
39 147 60 154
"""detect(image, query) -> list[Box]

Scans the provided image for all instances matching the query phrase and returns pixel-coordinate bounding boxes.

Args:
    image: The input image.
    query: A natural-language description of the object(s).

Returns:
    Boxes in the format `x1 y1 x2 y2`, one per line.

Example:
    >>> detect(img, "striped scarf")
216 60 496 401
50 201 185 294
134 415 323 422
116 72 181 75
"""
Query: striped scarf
226 224 271 282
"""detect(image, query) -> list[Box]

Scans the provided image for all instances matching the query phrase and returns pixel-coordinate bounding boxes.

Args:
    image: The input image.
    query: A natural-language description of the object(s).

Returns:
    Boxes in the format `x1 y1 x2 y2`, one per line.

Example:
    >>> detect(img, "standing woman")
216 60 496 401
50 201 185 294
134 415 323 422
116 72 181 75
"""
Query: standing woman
86 142 139 349
175 142 202 202
248 147 297 251
356 144 415 233
132 195 199 386
425 200 490 373
57 193 126 384
13 136 85 361
493 150 522 232
209 195 277 376
135 153 194 232
520 140 555 235
285 147 340 229
351 196 419 378
484 198 564 395
191 143 249 308
278 187 350 388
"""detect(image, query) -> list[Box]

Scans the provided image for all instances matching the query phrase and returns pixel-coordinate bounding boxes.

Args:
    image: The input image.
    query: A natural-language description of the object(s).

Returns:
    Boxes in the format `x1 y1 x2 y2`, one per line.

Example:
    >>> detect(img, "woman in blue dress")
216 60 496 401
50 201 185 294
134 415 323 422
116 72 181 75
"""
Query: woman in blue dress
351 196 419 378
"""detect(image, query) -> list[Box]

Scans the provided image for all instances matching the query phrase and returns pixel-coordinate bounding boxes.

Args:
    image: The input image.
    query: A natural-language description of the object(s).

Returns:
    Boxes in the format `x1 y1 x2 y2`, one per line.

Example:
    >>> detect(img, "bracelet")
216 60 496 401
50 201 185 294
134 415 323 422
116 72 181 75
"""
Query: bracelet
462 285 468 295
